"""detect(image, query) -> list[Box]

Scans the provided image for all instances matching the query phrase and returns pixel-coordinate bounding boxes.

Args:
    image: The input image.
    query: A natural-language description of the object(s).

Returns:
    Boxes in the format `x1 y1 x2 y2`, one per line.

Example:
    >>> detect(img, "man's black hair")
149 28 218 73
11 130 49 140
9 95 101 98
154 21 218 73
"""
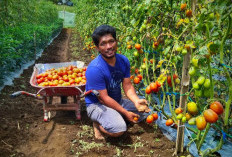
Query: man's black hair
92 25 116 47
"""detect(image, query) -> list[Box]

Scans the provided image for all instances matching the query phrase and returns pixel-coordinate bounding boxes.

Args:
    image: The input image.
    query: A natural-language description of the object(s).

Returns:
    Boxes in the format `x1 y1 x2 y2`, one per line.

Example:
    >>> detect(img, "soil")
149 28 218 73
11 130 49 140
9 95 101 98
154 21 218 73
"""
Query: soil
0 28 181 157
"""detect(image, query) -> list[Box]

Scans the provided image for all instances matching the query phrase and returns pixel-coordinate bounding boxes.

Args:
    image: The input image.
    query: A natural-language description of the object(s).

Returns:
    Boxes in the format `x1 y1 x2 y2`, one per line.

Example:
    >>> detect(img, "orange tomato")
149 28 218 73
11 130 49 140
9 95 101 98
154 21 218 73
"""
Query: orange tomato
166 119 174 126
186 10 192 17
175 108 183 114
134 43 141 50
180 3 187 11
137 74 143 81
146 115 154 124
133 77 140 84
145 85 152 94
196 116 207 130
203 109 218 123
133 117 139 121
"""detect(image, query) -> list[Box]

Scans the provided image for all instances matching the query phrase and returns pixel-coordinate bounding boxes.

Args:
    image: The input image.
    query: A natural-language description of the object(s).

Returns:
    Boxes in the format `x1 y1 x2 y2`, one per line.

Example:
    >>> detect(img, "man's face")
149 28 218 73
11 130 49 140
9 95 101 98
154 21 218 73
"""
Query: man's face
96 34 117 59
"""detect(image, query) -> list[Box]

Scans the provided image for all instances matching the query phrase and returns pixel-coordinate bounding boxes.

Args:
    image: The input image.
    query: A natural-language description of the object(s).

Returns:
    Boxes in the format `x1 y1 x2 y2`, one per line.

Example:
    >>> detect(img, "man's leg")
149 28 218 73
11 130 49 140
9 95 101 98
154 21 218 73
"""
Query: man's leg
87 103 127 139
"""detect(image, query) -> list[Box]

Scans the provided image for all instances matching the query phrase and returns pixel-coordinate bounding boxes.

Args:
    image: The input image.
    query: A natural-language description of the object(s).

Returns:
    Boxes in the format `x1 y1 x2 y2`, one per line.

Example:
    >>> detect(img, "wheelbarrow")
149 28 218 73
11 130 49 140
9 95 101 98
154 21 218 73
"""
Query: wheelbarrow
10 61 98 121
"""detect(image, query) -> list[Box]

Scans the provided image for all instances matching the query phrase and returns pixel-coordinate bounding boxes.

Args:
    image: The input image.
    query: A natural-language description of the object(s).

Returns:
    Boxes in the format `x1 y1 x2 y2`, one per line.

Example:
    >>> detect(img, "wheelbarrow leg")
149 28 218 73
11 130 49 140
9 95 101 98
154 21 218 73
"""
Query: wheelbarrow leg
43 96 49 122
74 95 81 120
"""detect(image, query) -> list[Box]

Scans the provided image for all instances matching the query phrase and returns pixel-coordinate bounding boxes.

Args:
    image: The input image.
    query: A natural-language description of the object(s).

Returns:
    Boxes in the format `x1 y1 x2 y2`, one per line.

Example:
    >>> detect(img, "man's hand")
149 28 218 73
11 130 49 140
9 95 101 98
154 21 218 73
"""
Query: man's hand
125 111 140 123
134 99 151 113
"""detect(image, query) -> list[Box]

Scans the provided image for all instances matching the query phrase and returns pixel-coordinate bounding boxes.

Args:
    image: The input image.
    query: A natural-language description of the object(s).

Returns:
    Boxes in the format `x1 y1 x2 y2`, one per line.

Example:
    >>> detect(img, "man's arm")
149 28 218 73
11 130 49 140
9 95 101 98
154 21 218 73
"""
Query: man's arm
122 77 150 112
97 89 139 122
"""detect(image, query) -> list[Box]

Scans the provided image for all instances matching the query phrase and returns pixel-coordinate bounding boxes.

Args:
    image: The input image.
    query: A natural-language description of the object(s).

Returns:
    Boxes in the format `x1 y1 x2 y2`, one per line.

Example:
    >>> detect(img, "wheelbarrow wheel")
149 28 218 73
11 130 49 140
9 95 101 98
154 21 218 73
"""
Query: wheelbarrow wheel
75 110 81 120
43 110 56 122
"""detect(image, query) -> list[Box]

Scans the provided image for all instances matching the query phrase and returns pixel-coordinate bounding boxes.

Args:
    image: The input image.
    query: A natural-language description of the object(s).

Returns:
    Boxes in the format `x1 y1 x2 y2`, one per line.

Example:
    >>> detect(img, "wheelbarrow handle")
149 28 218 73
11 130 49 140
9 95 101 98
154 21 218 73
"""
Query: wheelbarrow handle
80 90 99 98
10 91 43 99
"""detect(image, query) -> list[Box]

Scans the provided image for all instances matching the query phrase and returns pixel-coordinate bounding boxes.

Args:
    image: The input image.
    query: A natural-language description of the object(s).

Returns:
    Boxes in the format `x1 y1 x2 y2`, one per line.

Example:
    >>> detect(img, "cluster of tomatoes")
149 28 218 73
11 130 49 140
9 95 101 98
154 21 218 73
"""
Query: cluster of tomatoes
145 81 162 94
146 113 159 124
172 101 224 130
36 65 87 87
167 73 180 87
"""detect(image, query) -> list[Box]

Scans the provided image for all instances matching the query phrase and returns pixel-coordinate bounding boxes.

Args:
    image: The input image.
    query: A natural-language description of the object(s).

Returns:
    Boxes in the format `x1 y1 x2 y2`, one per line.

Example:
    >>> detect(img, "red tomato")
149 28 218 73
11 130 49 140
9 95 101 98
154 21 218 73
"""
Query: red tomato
137 74 143 81
152 113 158 120
175 108 183 114
210 101 224 115
150 82 158 92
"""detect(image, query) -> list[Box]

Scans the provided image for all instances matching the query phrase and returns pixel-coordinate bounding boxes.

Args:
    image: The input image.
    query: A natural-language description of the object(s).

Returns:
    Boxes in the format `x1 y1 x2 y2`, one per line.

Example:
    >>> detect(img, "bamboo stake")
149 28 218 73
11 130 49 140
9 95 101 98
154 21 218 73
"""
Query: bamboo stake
174 0 197 155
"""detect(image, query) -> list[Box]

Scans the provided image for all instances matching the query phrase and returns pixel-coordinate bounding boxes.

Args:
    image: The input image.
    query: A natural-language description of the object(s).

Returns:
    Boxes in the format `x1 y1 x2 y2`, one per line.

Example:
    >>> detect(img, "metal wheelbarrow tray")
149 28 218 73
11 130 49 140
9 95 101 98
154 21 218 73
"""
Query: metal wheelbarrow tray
11 61 97 121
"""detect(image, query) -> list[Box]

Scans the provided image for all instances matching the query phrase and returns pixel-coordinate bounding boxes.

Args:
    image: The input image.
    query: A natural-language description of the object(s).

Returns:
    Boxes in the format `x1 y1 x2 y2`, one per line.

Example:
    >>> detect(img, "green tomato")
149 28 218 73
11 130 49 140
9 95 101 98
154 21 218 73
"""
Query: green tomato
193 82 199 90
133 36 137 41
195 90 202 97
188 117 196 125
203 79 211 89
192 58 198 67
209 13 215 20
176 46 182 52
176 113 183 120
182 49 187 55
189 66 196 76
203 89 211 98
133 51 139 57
182 116 187 123
197 76 205 85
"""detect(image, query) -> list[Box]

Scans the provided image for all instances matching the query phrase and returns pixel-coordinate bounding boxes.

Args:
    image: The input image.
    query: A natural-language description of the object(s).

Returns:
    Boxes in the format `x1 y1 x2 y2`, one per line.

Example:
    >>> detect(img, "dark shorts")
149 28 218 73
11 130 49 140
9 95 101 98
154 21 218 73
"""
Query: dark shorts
86 99 149 133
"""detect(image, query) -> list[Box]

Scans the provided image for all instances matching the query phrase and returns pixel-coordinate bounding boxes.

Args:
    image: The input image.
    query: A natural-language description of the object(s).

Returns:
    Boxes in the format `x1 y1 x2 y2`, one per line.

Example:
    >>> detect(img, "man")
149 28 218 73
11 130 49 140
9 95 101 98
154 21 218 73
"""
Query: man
85 25 150 140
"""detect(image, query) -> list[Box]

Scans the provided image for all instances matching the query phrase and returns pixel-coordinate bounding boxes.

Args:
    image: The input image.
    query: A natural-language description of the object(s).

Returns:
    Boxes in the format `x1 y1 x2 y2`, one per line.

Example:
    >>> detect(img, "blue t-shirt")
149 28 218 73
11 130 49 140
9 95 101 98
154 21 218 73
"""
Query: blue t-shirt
85 54 130 106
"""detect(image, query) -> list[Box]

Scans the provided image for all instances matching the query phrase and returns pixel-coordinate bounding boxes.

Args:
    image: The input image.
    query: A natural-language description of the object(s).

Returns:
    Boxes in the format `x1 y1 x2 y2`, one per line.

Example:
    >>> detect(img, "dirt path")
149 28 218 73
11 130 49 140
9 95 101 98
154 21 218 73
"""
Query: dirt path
0 28 177 157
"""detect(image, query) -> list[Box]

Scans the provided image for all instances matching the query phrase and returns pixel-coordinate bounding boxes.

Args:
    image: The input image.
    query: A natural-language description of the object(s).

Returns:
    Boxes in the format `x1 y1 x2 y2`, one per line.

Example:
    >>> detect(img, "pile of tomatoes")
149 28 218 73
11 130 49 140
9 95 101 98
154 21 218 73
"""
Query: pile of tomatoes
36 65 86 87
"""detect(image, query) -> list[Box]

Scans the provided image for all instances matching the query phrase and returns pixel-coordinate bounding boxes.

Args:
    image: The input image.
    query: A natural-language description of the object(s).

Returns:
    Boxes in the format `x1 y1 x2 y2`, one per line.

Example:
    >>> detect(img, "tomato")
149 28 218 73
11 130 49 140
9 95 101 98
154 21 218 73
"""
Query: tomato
185 113 192 121
182 116 187 123
166 119 174 126
173 74 178 80
153 41 159 47
135 68 139 74
192 58 198 67
203 89 210 98
133 51 139 57
150 82 158 92
195 90 203 97
203 109 218 123
193 82 199 90
133 77 140 84
145 85 152 94
133 117 138 121
210 101 224 115
36 74 43 79
186 10 192 17
189 66 196 76
137 74 143 81
188 117 196 125
175 78 181 84
150 59 154 64
141 64 146 69
127 45 132 49
203 79 211 89
176 113 183 120
209 13 215 20
152 113 158 120
196 116 207 130
146 115 154 124
187 102 198 115
197 76 205 85
180 3 187 11
130 75 134 80
167 75 172 85
133 36 137 41
182 49 187 55
138 49 144 54
155 81 161 88
135 43 141 50
175 108 183 114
